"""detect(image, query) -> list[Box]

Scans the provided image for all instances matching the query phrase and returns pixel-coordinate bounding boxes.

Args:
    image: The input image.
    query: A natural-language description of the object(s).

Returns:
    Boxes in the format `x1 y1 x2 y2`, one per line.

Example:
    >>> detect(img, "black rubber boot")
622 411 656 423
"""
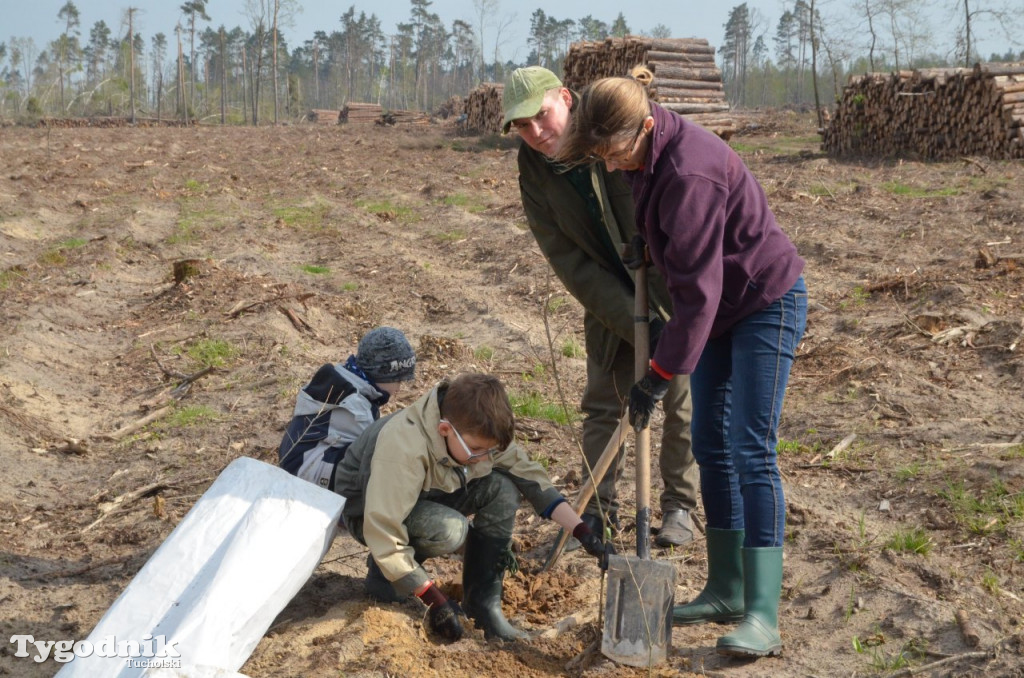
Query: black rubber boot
565 510 617 553
364 554 406 603
581 510 619 539
365 551 429 604
461 528 528 641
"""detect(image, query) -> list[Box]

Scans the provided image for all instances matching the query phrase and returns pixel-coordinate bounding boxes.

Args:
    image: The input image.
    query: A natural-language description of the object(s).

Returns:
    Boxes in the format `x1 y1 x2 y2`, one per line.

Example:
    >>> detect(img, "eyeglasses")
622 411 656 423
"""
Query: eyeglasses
592 123 646 165
441 419 498 461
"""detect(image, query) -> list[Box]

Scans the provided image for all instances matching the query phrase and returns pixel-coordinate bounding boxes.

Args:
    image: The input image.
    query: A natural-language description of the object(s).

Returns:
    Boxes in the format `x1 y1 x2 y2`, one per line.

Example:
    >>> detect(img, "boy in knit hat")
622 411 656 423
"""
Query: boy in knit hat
278 326 416 492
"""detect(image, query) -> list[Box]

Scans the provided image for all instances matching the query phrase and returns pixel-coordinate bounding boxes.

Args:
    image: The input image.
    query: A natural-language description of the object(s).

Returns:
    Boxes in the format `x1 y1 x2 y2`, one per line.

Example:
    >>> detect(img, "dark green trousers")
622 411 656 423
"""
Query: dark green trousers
581 337 698 516
346 471 522 557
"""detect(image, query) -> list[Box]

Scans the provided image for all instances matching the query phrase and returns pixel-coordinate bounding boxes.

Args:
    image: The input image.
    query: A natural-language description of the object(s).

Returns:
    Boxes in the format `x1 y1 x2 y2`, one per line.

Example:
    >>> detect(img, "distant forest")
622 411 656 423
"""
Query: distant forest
1 0 1021 122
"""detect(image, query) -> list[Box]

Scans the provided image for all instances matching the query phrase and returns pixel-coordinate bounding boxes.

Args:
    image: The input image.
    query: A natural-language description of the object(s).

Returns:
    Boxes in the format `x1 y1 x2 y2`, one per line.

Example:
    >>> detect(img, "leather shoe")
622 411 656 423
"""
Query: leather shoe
655 509 695 547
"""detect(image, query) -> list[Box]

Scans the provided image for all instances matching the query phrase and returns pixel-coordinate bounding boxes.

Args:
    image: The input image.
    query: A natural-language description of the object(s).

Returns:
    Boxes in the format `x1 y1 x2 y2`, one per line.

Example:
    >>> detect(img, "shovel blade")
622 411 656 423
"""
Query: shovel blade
601 554 676 667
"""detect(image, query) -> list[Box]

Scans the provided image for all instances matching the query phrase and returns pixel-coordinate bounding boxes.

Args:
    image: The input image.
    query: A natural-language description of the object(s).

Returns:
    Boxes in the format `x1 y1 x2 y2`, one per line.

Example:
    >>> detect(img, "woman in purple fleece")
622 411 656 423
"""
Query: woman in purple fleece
556 66 807 659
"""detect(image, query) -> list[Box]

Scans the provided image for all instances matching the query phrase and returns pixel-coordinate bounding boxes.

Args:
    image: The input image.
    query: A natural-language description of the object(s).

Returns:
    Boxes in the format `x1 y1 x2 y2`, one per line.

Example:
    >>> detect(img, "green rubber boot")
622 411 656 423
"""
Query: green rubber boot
462 528 529 642
673 528 745 625
716 547 783 657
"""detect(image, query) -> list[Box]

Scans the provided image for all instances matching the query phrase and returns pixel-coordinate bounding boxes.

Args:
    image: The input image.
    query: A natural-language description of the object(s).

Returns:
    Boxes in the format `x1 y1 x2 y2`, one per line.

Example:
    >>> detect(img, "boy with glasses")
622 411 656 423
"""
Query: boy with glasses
333 373 610 643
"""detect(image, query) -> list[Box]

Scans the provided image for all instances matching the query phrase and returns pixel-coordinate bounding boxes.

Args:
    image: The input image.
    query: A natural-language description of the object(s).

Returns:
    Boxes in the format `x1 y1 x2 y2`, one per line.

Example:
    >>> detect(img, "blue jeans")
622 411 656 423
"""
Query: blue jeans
690 277 807 548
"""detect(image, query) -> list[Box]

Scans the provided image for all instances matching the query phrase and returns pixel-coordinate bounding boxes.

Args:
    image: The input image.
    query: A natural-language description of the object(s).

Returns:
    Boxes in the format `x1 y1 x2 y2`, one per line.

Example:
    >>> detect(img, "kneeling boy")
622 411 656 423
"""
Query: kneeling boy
333 373 609 642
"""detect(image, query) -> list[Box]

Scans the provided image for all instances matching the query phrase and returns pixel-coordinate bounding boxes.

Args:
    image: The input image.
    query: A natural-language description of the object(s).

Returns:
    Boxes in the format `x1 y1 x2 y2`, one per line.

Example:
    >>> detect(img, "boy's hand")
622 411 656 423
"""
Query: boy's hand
429 599 466 641
573 522 615 569
418 582 465 642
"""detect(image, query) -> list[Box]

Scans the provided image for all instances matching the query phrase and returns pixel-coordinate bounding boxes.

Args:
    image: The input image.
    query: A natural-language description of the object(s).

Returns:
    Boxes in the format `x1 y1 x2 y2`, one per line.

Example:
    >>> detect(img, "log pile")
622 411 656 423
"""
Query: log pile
465 83 504 134
308 109 341 124
340 102 383 124
436 95 465 119
823 62 1024 159
562 36 734 139
39 117 192 128
378 110 431 126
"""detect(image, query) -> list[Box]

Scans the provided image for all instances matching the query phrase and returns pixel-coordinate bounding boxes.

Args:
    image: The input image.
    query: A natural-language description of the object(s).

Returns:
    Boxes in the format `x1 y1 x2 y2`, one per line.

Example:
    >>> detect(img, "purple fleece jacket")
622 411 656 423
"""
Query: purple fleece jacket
623 103 805 375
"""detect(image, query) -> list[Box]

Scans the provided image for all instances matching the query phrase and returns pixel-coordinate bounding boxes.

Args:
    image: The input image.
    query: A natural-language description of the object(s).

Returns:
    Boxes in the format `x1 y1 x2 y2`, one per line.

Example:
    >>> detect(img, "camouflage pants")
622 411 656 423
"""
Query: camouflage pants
347 471 522 558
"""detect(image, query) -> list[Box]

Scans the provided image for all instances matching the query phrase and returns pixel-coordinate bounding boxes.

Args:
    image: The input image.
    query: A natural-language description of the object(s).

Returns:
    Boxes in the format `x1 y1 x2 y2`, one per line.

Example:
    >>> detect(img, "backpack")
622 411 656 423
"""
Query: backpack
278 363 367 491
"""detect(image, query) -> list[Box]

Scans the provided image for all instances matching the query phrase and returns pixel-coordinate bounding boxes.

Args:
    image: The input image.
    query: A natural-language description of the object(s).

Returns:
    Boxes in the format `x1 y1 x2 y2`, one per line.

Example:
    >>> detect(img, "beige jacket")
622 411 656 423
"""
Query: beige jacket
334 383 563 595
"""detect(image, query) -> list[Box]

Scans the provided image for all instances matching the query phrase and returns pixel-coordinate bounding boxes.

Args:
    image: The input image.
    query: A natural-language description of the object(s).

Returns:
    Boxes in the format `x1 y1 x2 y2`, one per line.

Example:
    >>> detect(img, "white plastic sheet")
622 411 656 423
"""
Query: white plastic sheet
57 457 345 678
144 668 251 678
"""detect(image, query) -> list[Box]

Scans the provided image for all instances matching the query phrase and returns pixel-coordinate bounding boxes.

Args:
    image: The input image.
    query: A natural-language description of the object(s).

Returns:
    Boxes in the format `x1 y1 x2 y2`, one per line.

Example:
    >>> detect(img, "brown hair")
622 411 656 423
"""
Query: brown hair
555 65 654 165
440 373 515 450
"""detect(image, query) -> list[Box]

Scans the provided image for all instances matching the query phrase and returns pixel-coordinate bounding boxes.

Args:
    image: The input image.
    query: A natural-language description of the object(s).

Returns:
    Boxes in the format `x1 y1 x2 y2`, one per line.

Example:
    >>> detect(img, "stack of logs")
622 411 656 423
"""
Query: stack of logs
308 109 340 124
464 83 505 134
823 62 1024 159
436 95 465 119
39 117 192 127
562 36 734 139
378 110 431 126
340 102 384 124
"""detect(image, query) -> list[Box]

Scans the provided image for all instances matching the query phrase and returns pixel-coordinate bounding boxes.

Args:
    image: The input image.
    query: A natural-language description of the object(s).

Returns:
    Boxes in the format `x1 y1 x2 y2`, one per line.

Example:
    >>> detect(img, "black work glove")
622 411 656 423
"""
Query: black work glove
622 234 649 270
629 370 671 432
429 600 466 641
573 522 615 570
648 315 666 357
418 582 465 642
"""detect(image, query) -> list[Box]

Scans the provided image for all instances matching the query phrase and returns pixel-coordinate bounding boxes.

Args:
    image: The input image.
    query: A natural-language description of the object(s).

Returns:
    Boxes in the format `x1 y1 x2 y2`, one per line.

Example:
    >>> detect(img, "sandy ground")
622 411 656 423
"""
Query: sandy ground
1 112 1023 677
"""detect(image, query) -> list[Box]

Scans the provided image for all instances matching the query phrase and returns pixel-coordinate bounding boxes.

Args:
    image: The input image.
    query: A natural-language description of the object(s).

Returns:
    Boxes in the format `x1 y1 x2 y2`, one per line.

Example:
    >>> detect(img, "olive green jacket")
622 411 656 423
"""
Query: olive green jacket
517 136 674 371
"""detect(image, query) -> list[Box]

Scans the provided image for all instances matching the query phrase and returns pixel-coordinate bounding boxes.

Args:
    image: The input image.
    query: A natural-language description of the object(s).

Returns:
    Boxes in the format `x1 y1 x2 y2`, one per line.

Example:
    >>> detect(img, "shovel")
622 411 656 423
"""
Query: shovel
600 243 676 667
541 413 630 572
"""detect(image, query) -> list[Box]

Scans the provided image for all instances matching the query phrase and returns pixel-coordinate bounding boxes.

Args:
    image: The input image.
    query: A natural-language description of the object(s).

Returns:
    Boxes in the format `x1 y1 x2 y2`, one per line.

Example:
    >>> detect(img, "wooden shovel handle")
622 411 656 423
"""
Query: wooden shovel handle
542 414 630 572
634 261 652 560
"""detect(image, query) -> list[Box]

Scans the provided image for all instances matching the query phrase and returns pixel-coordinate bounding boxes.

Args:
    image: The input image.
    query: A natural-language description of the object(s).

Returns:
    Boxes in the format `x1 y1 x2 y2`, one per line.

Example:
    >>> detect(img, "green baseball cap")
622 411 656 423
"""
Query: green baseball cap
501 66 563 134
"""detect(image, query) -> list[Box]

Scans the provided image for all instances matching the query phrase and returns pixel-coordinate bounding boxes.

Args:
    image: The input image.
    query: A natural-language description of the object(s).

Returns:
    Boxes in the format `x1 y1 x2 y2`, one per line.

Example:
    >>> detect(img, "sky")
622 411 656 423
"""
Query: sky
1 0 1015 67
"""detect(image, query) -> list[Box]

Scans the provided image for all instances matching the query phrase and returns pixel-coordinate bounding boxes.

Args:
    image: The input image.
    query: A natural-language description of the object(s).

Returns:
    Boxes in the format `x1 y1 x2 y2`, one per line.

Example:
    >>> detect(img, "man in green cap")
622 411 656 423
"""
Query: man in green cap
502 66 699 548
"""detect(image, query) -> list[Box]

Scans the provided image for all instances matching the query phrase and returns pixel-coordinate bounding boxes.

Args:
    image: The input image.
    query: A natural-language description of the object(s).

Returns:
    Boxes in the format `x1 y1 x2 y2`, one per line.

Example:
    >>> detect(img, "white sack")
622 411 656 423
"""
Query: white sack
57 457 345 678
144 667 250 678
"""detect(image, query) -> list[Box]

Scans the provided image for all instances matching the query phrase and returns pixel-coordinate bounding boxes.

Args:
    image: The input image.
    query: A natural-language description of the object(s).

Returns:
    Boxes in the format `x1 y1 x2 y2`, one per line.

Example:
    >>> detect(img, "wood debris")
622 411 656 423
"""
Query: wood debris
340 102 383 124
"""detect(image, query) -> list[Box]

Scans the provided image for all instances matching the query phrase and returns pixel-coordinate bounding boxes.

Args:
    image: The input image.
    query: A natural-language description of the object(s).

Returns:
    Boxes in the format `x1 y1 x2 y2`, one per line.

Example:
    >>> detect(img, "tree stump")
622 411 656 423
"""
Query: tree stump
173 258 206 284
